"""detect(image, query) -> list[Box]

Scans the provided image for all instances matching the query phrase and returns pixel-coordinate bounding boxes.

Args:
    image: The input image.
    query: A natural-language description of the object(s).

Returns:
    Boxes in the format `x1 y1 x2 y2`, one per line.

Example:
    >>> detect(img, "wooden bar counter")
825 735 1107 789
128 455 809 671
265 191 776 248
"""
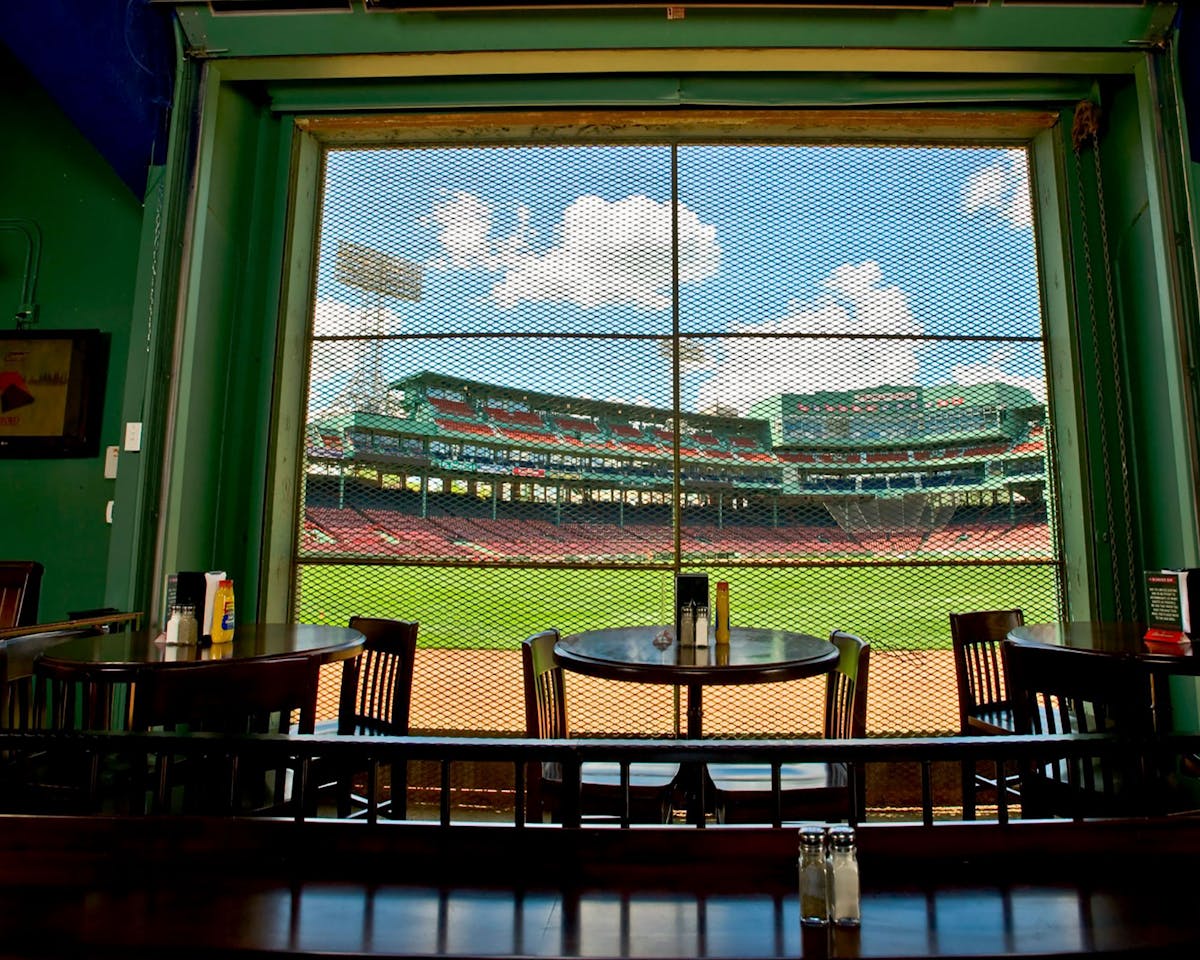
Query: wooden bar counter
0 814 1195 958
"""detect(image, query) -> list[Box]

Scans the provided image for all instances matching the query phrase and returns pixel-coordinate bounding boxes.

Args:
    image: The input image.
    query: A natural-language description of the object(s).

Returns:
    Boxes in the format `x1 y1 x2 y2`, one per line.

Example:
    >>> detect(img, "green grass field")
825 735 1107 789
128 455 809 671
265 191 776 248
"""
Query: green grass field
296 560 1059 653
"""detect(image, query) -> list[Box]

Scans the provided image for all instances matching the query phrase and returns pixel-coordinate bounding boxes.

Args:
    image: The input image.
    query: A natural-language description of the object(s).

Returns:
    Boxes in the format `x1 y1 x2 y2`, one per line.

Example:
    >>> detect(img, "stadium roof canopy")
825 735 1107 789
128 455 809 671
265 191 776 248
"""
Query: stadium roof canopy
388 371 764 433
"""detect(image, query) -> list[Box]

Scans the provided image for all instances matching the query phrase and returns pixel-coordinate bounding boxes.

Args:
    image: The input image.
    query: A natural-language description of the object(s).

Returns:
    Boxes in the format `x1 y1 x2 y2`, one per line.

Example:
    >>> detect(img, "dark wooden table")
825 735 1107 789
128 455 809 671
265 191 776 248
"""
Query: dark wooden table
556 626 839 824
555 625 840 741
1 814 1197 959
1009 621 1200 735
30 623 363 730
1008 621 1199 673
35 622 364 676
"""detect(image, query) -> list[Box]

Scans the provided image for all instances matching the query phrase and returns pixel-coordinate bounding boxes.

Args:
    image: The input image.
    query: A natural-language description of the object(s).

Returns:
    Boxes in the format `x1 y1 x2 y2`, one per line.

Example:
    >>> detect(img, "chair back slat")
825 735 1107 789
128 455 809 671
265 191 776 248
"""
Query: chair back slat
520 628 677 825
132 657 320 735
824 630 870 740
522 629 566 739
0 562 43 630
127 657 320 816
342 617 418 736
950 609 1024 732
1003 639 1156 816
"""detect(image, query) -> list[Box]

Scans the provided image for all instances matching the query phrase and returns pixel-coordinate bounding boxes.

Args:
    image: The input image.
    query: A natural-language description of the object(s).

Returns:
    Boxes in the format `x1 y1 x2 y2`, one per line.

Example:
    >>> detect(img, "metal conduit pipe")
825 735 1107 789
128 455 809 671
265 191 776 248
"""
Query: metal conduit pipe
0 218 42 328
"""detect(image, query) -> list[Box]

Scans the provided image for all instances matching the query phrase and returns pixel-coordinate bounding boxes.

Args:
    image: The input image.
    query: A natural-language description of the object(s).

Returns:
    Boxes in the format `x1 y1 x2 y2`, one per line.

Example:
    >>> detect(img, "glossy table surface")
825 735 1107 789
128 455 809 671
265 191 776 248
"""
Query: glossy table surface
1008 621 1200 674
1 815 1196 959
34 622 364 675
555 625 839 686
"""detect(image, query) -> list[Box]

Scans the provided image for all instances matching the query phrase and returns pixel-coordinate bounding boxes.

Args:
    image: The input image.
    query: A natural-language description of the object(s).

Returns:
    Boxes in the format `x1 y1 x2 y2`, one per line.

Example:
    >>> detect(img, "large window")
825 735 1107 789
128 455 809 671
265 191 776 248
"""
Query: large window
295 123 1060 738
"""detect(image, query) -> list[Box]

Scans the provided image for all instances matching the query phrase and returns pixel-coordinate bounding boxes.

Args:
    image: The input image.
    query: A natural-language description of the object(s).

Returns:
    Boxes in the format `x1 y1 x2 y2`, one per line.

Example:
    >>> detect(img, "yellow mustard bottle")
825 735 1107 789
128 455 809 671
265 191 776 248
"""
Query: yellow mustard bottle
210 578 236 644
715 581 730 645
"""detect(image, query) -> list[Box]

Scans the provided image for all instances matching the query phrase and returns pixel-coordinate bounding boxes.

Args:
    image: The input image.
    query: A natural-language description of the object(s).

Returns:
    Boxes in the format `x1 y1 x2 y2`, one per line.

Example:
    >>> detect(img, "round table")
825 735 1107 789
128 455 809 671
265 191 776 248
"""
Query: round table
33 623 364 731
556 625 838 824
35 622 364 676
1008 622 1200 674
1008 621 1199 735
554 625 839 741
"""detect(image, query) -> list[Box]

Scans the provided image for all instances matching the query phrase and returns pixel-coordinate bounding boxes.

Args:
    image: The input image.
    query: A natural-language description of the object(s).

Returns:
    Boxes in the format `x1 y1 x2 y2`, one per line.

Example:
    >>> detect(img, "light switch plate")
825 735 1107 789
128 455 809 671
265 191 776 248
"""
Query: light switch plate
104 445 119 479
124 421 142 452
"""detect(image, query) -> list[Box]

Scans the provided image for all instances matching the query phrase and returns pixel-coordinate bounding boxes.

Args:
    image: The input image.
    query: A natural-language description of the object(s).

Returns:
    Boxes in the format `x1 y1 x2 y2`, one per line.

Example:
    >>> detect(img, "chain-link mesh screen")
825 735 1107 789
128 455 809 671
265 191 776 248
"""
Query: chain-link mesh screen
298 138 1058 741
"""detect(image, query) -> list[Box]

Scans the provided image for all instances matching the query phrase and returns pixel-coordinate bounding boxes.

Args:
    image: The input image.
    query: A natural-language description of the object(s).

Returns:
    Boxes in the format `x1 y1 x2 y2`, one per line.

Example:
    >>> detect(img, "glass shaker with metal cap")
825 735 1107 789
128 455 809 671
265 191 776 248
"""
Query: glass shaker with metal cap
827 825 861 926
798 825 829 926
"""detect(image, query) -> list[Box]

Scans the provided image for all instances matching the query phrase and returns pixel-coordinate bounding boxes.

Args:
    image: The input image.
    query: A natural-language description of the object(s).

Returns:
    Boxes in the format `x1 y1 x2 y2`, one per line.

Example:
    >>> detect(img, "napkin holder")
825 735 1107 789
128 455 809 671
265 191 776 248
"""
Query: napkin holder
162 569 226 643
675 573 709 644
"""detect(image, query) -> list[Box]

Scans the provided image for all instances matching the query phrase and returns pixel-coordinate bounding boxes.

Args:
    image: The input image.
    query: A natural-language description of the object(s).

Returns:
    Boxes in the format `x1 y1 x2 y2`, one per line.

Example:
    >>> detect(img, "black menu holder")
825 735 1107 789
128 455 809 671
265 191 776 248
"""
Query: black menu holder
1145 568 1200 641
163 571 207 636
675 573 709 641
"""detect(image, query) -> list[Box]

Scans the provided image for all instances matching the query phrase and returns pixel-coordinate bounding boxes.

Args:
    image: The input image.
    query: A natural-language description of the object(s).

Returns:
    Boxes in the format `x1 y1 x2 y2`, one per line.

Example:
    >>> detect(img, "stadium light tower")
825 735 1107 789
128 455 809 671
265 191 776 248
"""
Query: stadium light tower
333 240 422 414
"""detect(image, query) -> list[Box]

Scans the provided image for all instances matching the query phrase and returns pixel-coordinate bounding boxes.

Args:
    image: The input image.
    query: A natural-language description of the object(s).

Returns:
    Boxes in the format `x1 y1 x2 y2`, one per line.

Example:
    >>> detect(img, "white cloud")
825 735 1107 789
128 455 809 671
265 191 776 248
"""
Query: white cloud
962 151 1032 229
696 261 923 415
425 192 534 272
424 191 720 310
951 347 1046 403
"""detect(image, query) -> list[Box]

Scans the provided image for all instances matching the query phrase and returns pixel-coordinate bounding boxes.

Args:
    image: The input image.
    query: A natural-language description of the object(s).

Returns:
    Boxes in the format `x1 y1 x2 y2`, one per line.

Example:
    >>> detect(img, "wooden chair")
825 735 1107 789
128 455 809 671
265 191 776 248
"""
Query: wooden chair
0 624 108 813
325 616 418 818
1003 639 1159 818
130 656 320 815
949 608 1024 818
707 630 870 825
521 629 679 824
0 562 43 630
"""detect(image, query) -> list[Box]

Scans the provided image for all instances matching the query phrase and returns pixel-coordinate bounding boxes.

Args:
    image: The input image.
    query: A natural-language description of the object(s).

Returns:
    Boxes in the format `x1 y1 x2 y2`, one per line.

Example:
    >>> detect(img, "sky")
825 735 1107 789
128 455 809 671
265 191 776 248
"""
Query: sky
308 143 1045 419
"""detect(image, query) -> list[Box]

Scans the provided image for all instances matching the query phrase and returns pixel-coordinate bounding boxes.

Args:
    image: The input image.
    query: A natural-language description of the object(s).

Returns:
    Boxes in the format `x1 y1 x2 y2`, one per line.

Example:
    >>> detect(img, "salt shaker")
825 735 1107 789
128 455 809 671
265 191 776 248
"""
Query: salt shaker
694 604 710 647
798 825 829 926
164 606 182 645
827 825 861 927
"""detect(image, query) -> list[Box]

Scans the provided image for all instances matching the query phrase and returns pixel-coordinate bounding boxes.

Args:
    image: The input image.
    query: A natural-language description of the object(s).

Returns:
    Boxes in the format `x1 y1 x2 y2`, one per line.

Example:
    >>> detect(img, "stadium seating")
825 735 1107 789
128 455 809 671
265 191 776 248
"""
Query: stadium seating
428 397 478 419
300 375 1051 566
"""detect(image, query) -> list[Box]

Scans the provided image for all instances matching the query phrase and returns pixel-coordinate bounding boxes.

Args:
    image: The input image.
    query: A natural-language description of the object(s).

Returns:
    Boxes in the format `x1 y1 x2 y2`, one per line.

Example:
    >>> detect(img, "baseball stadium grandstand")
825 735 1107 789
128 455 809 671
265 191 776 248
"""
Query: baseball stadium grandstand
300 372 1050 565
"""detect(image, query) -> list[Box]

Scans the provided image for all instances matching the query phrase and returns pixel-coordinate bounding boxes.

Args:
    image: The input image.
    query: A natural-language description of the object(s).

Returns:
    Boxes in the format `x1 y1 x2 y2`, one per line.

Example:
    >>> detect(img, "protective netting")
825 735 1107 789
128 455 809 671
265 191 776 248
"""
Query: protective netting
298 136 1060 740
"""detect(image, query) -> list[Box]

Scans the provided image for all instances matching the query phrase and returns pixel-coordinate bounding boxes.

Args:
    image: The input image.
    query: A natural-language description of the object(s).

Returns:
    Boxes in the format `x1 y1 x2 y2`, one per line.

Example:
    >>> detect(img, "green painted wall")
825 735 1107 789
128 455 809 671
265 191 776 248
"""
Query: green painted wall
154 73 293 625
0 47 141 622
7 4 1198 639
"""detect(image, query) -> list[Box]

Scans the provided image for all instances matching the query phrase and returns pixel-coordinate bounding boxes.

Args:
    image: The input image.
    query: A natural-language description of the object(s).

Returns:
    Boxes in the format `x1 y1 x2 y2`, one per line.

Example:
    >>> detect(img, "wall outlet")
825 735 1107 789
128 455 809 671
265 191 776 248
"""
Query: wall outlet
124 421 142 452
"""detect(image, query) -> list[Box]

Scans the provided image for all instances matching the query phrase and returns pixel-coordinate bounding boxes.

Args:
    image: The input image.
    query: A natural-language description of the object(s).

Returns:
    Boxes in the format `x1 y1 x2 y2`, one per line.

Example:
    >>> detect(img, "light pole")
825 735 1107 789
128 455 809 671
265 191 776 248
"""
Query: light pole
333 239 422 414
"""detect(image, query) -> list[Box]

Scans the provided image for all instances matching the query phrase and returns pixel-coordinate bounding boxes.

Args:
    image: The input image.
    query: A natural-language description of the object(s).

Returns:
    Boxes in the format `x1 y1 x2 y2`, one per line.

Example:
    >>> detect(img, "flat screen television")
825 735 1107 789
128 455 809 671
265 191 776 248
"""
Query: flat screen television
0 329 109 458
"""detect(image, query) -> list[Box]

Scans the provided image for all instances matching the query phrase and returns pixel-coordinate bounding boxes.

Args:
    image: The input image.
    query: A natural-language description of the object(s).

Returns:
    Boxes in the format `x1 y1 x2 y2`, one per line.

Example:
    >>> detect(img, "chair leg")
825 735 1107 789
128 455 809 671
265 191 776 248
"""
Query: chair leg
336 767 353 819
388 759 407 820
962 759 977 821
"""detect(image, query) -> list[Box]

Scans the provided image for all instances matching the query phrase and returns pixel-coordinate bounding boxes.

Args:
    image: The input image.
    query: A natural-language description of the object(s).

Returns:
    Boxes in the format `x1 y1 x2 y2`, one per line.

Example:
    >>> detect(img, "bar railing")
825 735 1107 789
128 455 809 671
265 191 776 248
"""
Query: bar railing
1 729 1196 826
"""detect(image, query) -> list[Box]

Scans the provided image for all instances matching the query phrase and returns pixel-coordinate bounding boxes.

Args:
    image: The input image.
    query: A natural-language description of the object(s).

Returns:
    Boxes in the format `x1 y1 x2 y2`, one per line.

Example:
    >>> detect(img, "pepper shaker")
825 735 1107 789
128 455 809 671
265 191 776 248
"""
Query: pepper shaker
178 604 199 646
798 825 830 926
680 601 695 647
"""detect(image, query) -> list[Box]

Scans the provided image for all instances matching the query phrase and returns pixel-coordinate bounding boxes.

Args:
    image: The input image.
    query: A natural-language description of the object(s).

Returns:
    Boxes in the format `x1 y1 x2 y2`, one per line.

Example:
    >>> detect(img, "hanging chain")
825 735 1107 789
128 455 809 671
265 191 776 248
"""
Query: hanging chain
1092 128 1138 618
145 171 165 354
1072 101 1135 620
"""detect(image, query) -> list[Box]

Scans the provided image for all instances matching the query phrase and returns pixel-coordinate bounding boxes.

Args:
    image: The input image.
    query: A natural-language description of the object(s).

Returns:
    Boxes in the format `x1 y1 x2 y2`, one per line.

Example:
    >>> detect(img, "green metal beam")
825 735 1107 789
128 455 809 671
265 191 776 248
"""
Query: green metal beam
169 3 1176 65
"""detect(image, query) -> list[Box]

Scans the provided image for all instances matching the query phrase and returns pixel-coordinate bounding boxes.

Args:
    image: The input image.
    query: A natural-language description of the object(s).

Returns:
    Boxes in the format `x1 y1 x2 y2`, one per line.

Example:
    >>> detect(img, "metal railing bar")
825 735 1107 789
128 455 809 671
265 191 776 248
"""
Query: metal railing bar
6 730 1196 827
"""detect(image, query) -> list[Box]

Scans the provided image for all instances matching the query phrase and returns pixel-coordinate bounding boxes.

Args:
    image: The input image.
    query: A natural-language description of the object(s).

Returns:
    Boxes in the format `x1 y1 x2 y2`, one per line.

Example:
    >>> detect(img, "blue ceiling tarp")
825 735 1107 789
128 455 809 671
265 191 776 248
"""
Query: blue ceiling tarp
0 0 174 199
